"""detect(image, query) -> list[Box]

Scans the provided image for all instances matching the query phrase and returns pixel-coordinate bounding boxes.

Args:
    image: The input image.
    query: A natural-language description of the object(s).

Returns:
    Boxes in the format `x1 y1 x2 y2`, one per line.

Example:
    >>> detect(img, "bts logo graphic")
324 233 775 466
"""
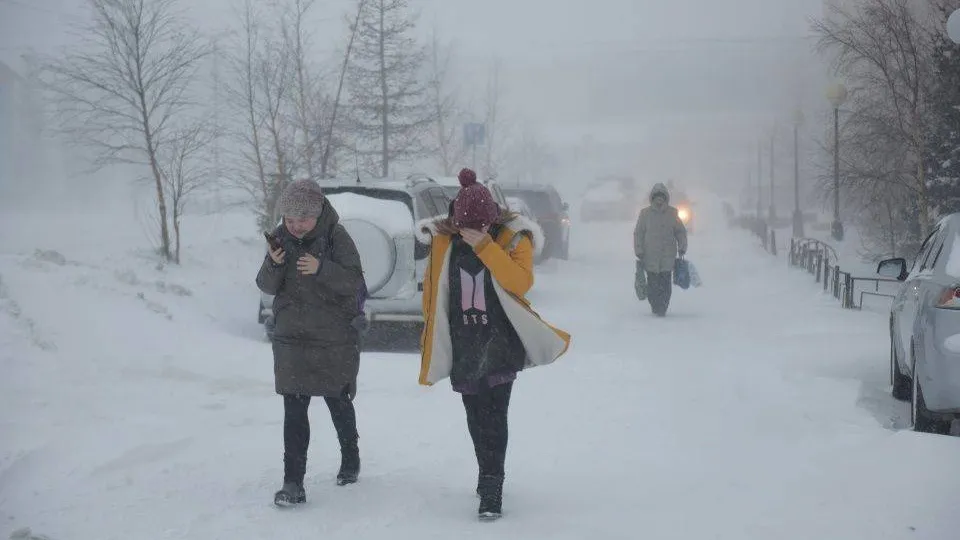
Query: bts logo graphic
460 268 489 325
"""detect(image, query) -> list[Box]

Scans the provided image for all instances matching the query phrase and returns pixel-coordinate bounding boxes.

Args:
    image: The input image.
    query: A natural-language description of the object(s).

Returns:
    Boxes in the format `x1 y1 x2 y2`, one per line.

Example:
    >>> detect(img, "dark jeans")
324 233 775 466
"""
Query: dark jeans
462 382 513 478
647 271 673 315
283 393 358 484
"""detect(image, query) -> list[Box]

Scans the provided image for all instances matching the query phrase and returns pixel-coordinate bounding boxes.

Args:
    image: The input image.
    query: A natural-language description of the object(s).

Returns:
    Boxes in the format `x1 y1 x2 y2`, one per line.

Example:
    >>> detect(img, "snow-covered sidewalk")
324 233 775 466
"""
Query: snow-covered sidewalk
1 198 958 540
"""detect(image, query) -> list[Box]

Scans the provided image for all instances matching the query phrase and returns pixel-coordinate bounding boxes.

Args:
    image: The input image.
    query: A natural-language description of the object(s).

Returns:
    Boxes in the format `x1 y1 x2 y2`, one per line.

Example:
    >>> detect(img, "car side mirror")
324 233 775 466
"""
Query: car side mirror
877 258 908 281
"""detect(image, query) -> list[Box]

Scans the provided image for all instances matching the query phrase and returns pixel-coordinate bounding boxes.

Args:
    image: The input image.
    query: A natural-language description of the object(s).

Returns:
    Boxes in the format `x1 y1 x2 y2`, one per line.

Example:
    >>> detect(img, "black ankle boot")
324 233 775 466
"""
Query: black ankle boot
274 481 306 506
337 441 360 486
477 475 503 520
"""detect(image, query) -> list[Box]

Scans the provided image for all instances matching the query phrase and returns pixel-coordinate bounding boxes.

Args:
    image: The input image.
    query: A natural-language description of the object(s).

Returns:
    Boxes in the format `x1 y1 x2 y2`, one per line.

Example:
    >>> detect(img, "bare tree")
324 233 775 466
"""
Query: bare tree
282 0 322 180
813 0 938 239
481 58 512 179
426 28 466 175
43 0 208 261
160 122 215 263
346 0 434 177
320 0 368 178
224 0 297 230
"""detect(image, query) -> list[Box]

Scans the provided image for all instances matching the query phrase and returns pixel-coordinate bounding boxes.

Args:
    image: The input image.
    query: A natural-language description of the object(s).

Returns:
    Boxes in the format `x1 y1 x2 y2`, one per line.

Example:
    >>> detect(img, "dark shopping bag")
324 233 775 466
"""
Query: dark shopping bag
634 260 648 301
674 257 691 290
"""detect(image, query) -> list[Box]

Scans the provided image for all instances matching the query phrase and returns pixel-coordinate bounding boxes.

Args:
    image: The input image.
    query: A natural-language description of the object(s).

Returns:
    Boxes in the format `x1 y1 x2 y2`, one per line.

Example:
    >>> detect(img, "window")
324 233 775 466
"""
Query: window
415 191 438 218
913 227 941 273
922 232 946 272
428 188 451 217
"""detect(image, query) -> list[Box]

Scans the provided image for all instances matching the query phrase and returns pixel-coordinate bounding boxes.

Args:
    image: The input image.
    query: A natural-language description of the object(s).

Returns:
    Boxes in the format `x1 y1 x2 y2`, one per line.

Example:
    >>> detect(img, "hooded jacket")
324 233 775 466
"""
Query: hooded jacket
415 212 570 386
634 183 688 273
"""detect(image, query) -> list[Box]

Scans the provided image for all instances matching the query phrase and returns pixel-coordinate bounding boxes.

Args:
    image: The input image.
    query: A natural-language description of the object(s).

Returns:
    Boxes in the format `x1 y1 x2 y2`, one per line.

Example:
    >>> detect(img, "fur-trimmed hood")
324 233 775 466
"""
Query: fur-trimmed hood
416 213 546 258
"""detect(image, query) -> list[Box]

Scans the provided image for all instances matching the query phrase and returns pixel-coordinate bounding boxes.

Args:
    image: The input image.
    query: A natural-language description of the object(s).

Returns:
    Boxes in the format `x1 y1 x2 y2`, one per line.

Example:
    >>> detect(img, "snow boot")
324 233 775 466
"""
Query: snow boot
477 474 503 521
336 441 360 486
274 482 306 506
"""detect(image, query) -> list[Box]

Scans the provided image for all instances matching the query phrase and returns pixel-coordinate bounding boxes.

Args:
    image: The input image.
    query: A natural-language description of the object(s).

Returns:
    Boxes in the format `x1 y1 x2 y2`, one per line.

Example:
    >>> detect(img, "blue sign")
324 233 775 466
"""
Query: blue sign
463 122 485 146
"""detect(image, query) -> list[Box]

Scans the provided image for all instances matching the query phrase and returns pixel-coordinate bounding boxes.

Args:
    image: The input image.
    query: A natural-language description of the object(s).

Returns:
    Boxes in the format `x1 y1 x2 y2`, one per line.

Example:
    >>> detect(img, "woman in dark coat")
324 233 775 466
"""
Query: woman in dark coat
256 179 366 506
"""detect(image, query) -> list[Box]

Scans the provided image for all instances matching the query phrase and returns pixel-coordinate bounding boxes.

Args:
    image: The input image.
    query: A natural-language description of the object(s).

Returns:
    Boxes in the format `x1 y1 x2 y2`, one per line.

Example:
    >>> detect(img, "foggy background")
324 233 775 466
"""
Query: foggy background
0 0 837 214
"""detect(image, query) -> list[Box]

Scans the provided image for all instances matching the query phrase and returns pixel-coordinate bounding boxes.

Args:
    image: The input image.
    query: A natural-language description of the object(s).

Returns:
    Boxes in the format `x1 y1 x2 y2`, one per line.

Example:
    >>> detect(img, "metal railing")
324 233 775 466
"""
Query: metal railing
787 237 899 309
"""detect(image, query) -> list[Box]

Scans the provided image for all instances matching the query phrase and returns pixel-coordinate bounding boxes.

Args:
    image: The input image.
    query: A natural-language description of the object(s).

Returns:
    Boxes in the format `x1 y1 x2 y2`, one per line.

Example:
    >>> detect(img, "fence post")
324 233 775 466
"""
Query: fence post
845 273 855 309
823 261 830 292
833 267 841 299
770 230 777 256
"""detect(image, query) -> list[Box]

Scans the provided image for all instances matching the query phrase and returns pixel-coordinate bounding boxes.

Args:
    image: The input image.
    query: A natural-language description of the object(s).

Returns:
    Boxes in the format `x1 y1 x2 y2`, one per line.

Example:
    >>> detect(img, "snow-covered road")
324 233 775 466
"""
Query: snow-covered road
2 195 959 540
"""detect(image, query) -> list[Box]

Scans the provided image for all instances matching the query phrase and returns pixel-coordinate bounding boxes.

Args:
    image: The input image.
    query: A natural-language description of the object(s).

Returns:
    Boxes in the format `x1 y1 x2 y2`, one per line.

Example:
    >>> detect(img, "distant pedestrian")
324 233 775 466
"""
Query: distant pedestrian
634 182 688 316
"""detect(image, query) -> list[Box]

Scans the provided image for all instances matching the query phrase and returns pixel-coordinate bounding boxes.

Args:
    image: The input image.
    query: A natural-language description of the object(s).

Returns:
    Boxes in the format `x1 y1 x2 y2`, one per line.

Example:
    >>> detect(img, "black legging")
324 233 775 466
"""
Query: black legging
283 393 358 484
647 271 673 315
462 382 513 478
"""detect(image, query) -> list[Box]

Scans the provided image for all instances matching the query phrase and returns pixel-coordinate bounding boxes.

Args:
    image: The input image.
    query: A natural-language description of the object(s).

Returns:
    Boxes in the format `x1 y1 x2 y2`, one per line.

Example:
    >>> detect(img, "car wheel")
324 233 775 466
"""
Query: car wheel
891 325 910 401
258 300 267 324
911 343 942 433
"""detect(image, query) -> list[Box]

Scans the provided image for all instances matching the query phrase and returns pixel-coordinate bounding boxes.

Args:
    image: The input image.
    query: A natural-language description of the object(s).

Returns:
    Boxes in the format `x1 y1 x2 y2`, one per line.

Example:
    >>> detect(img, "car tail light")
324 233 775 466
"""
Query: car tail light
936 287 960 309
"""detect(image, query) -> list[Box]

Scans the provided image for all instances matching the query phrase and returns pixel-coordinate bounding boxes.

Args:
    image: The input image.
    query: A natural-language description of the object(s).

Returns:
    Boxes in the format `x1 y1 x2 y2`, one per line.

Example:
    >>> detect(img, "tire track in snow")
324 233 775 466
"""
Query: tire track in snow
0 271 57 352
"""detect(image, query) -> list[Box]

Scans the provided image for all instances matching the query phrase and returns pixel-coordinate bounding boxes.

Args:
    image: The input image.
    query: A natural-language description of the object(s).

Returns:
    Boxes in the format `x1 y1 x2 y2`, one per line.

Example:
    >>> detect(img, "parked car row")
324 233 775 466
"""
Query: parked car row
258 175 571 341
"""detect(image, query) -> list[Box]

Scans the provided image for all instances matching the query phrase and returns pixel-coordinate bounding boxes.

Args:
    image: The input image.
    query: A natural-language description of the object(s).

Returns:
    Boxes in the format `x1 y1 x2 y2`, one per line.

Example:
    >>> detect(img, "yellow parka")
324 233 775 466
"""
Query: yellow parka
416 214 571 386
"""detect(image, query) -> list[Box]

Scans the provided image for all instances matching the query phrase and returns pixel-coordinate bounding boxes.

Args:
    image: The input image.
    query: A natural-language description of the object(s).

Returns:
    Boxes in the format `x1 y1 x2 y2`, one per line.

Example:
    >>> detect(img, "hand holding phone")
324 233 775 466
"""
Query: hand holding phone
264 232 285 264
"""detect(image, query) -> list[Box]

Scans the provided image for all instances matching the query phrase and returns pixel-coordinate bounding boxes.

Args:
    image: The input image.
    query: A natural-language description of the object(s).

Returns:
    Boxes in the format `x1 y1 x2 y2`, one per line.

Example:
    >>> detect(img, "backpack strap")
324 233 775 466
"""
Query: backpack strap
329 224 368 313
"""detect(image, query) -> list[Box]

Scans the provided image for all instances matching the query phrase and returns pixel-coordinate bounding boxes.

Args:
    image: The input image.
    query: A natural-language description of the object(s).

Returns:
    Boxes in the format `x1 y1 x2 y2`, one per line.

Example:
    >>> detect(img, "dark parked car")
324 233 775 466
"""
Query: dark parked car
502 185 570 260
878 213 960 434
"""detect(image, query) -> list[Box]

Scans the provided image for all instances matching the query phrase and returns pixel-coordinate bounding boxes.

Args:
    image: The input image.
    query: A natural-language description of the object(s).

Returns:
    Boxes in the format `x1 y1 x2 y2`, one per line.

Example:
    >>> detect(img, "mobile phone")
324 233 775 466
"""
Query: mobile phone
264 232 283 252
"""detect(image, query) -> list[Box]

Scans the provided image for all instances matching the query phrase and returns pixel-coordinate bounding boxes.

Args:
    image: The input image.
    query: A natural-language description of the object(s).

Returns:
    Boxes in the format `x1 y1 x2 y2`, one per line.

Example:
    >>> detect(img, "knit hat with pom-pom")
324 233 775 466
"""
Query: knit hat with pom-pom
452 168 499 229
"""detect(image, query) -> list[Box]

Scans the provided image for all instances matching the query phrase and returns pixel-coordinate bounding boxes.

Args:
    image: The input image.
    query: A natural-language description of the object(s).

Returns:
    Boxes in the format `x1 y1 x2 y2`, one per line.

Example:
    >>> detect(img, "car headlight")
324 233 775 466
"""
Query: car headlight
678 208 691 222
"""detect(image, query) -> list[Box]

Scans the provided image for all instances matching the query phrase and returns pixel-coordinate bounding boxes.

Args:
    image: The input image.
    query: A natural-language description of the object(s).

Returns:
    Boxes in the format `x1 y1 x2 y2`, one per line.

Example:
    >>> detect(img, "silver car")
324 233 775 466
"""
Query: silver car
879 213 960 434
258 176 454 339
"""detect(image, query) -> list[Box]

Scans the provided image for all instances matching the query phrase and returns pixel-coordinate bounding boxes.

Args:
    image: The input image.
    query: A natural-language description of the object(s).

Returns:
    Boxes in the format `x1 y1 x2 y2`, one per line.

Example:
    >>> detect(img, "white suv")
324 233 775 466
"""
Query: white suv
258 176 455 339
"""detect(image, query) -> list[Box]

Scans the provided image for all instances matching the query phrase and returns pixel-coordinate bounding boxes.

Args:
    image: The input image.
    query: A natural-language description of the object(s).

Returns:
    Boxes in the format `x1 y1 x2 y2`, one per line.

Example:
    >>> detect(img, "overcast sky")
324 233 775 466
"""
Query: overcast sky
1 0 835 188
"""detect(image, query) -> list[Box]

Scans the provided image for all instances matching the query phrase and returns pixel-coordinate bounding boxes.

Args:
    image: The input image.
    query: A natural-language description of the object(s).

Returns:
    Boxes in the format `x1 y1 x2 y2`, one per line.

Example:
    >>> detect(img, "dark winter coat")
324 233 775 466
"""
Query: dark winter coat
256 205 365 398
634 183 688 273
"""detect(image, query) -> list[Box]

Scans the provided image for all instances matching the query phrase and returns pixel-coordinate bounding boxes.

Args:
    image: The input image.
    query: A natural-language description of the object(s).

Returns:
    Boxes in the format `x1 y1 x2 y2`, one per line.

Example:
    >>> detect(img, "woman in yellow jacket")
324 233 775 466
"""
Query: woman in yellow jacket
417 168 571 521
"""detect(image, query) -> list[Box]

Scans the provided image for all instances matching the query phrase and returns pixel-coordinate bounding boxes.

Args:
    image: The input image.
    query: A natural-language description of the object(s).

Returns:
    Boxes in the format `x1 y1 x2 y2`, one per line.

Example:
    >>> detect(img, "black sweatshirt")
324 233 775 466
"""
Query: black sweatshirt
447 234 525 391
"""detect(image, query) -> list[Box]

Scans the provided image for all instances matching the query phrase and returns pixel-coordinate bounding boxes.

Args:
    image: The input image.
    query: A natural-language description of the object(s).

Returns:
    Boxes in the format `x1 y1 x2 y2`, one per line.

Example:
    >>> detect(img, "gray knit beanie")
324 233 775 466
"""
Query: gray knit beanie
278 179 325 218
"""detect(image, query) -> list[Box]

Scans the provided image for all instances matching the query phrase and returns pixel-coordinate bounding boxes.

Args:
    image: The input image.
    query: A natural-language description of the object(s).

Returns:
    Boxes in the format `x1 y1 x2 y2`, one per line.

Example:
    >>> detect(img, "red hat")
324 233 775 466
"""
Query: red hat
452 169 499 229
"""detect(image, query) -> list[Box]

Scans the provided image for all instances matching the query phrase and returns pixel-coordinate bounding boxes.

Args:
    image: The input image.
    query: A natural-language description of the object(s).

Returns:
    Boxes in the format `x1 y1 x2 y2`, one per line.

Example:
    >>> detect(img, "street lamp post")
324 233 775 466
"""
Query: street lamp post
757 140 763 221
792 109 805 238
769 128 776 223
826 82 848 241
